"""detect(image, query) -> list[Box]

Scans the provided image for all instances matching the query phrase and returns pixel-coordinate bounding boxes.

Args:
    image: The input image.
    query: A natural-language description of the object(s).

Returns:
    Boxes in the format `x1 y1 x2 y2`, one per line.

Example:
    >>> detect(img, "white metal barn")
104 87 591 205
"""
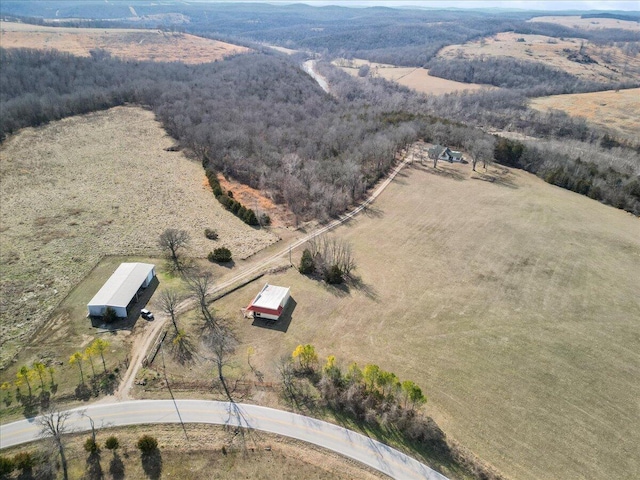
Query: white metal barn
87 263 156 318
246 284 291 321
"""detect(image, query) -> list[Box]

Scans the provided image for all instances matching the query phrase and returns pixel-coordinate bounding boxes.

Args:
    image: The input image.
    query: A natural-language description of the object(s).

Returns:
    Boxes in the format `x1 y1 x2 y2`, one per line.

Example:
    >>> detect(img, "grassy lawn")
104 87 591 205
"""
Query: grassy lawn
156 161 640 480
0 256 175 421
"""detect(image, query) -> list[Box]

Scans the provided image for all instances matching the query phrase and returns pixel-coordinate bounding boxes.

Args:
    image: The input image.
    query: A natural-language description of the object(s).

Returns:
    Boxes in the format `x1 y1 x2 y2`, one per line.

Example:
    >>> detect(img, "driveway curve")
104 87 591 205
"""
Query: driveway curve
0 399 447 480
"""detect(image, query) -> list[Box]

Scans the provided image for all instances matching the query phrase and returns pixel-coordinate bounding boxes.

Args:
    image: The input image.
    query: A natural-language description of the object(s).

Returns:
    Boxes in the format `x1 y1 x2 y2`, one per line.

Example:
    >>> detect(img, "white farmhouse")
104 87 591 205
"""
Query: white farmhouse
87 263 156 318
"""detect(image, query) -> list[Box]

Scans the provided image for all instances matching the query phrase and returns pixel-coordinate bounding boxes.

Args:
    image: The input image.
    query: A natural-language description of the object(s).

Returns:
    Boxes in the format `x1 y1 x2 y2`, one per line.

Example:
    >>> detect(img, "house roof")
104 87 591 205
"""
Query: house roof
88 263 155 309
246 284 290 313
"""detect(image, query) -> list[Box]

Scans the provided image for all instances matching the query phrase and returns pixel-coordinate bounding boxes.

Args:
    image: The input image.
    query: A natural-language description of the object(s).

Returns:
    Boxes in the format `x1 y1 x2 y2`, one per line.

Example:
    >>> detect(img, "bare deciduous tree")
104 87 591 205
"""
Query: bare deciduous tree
465 136 495 172
158 229 190 271
158 288 182 334
307 234 356 277
38 407 72 480
187 273 217 330
203 327 238 402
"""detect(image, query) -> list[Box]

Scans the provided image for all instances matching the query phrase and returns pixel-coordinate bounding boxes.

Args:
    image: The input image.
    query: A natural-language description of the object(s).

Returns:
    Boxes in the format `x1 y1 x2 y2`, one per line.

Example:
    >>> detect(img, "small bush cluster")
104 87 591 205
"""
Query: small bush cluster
299 235 355 284
204 228 218 240
283 345 503 480
205 170 260 226
208 247 232 263
137 435 158 454
84 437 99 453
103 306 118 323
298 249 315 274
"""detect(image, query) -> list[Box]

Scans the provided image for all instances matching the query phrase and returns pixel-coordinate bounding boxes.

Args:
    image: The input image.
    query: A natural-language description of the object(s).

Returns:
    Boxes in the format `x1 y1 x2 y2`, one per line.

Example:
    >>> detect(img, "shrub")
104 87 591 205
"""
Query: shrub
204 228 218 240
0 455 15 475
84 437 99 453
260 213 271 226
137 435 158 454
299 249 315 274
243 209 259 226
105 436 119 451
103 306 118 323
217 194 232 209
325 264 344 284
208 247 232 263
13 452 35 471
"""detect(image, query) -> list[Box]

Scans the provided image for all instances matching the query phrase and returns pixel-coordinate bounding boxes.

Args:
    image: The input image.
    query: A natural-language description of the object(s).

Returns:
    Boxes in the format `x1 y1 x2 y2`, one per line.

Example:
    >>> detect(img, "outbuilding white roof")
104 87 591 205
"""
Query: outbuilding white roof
88 263 155 309
249 284 290 311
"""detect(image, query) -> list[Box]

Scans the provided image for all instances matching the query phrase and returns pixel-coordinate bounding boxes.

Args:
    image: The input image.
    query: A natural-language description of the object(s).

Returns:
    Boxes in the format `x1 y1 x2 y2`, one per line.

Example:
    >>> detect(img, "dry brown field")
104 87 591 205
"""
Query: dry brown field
0 21 248 63
334 58 490 95
199 159 640 480
0 106 279 368
1 424 387 480
529 87 640 142
437 31 640 84
528 15 640 31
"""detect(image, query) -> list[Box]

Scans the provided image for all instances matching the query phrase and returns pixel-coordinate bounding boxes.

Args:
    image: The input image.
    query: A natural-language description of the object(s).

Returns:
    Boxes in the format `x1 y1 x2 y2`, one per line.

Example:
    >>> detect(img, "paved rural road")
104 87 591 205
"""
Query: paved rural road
0 400 448 480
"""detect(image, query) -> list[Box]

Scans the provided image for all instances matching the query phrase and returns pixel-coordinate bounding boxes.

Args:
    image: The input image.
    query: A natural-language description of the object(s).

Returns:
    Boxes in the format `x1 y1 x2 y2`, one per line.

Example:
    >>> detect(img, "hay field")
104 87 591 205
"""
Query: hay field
334 58 489 95
528 15 640 32
437 31 640 84
529 88 640 142
0 106 279 368
211 161 640 480
0 21 248 63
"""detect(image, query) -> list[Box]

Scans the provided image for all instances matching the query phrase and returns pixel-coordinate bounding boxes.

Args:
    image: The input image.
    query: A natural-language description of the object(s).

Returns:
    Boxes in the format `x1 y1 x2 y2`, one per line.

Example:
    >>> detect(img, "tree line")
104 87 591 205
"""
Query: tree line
3 47 637 217
427 56 638 97
279 344 504 480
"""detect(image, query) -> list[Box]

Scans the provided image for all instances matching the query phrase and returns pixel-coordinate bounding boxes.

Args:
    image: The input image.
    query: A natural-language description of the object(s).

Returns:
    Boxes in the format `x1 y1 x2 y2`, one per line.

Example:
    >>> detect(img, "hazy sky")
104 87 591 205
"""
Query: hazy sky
257 1 640 10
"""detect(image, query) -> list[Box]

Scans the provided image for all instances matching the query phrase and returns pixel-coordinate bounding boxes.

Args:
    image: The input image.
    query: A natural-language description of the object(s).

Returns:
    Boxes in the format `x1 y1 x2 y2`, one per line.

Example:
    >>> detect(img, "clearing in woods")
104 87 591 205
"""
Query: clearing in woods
529 87 640 142
0 21 249 63
0 106 279 368
203 159 640 480
333 58 490 95
437 31 640 84
528 15 640 32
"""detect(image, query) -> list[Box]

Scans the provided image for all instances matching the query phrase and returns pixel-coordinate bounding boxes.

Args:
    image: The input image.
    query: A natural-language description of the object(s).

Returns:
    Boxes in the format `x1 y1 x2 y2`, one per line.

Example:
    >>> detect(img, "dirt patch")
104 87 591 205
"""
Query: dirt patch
437 31 640 84
0 106 278 367
218 175 296 228
0 21 249 64
334 58 490 95
529 87 640 142
528 15 640 32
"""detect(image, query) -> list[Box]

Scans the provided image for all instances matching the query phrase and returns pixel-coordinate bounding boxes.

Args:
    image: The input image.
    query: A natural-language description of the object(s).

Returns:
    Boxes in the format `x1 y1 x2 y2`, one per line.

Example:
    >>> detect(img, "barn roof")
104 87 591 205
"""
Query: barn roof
88 263 155 309
247 284 290 312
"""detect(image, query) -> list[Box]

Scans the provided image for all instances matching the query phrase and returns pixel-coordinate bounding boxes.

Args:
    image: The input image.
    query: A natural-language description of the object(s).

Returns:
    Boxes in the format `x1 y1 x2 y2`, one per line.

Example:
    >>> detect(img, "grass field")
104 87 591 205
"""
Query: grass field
528 15 640 32
437 31 640 84
334 58 490 95
0 21 249 63
0 106 279 368
1 424 386 479
197 160 640 480
529 88 640 142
